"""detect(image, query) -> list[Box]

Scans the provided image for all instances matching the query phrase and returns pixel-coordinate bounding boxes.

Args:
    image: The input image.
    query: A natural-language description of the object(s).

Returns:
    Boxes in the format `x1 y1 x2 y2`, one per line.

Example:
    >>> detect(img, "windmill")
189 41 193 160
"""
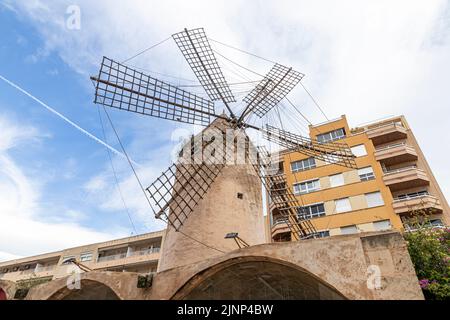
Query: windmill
90 28 357 254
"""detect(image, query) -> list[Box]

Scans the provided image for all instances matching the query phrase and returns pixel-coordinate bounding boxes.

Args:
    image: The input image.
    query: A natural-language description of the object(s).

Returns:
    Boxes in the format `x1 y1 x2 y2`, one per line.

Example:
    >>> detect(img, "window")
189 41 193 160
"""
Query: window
330 173 344 187
358 166 375 181
396 190 428 200
291 158 316 172
351 144 367 157
341 225 358 235
365 191 384 208
298 203 326 220
335 198 352 213
293 179 320 195
404 218 444 231
80 252 93 262
430 219 444 227
317 128 346 143
313 230 330 238
373 220 391 231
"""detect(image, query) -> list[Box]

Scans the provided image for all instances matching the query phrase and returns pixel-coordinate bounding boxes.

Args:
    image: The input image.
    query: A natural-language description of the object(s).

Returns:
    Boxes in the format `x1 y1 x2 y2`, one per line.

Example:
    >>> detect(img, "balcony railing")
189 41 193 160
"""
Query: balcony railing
367 121 404 131
393 192 431 202
404 222 445 232
97 247 161 262
375 142 407 152
36 265 56 273
272 217 289 226
128 247 160 257
365 121 408 145
97 252 127 263
383 165 419 175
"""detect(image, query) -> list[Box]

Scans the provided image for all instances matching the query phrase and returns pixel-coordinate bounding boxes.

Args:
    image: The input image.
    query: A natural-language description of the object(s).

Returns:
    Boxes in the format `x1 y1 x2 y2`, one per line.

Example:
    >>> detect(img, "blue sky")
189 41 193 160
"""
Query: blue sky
1 0 450 261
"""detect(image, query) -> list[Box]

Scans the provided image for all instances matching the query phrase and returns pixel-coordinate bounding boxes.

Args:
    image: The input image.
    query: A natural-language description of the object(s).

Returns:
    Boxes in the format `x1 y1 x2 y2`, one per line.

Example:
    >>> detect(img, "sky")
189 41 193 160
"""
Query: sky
1 0 449 261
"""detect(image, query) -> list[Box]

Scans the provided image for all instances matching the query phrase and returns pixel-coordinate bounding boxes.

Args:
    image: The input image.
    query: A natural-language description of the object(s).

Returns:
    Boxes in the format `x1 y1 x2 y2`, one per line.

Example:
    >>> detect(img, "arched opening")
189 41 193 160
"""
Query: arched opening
0 288 7 300
48 280 120 300
175 259 346 300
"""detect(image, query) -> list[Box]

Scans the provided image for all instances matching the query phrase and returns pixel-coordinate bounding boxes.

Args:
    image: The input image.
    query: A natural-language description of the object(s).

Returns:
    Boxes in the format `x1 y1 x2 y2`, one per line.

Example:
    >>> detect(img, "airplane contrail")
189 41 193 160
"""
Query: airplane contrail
0 74 140 166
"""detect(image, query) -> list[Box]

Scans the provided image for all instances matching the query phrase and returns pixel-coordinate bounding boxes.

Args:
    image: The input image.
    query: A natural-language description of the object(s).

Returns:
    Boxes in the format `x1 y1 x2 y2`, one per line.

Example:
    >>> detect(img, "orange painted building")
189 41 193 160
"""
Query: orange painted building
268 115 449 242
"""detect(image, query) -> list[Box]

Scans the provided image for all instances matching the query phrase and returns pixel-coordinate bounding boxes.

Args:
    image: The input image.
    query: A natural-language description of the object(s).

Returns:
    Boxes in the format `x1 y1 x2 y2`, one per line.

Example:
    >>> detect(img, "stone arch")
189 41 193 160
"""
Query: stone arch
48 279 120 300
25 271 147 300
172 256 348 300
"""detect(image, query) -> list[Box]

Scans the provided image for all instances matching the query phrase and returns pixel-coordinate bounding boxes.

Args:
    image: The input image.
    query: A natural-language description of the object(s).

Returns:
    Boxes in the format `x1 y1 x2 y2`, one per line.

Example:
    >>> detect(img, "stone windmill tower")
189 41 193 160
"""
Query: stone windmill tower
90 28 357 271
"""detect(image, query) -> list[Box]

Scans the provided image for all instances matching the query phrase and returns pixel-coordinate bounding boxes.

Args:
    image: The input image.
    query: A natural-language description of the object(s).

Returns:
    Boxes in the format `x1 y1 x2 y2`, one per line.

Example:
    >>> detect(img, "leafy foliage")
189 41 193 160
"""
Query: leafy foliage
404 219 450 300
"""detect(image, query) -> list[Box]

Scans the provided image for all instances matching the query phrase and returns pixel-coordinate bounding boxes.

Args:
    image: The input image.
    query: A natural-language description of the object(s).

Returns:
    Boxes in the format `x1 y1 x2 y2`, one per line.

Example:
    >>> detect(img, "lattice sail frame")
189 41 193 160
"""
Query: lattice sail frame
146 130 228 231
263 125 357 169
242 64 304 119
249 146 318 240
172 28 236 104
92 57 215 126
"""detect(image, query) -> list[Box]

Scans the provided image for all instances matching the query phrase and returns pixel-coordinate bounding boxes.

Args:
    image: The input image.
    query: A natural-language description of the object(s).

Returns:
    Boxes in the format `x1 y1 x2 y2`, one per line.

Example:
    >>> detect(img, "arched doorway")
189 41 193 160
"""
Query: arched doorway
48 280 120 300
175 259 347 300
0 288 7 300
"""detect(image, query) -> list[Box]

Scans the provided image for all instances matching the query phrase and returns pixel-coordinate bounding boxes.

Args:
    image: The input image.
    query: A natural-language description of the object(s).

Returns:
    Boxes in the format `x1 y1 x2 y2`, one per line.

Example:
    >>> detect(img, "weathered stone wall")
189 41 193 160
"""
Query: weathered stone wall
152 231 423 300
26 231 423 300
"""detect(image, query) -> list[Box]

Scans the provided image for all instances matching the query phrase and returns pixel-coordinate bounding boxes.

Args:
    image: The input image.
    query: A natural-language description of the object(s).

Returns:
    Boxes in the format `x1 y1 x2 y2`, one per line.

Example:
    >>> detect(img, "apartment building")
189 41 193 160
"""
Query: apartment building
0 230 164 283
269 115 449 242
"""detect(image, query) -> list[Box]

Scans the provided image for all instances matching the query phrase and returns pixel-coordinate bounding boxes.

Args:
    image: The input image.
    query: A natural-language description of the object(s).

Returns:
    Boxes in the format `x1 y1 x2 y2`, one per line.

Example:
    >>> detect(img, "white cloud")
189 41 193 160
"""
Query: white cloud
0 115 121 261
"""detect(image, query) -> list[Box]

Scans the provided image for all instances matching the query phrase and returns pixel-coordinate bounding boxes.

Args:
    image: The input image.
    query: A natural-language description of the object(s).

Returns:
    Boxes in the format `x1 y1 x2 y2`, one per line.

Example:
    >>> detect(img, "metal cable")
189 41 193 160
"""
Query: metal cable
121 37 172 64
98 106 138 234
208 37 277 65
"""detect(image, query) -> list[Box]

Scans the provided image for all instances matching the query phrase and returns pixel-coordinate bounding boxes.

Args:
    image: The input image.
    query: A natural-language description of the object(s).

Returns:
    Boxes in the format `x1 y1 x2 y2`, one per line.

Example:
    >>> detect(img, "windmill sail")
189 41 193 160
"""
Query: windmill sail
147 129 227 231
263 125 357 169
147 162 224 231
91 56 216 126
172 28 236 106
240 64 304 121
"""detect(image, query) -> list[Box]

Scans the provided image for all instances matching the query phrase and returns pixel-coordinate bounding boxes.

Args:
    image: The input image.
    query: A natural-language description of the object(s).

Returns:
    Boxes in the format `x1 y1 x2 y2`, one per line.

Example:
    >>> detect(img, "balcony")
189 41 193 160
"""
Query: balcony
383 166 430 191
375 143 418 166
97 252 127 263
393 194 443 215
128 247 160 258
271 217 290 239
404 219 446 232
95 247 161 269
366 122 407 145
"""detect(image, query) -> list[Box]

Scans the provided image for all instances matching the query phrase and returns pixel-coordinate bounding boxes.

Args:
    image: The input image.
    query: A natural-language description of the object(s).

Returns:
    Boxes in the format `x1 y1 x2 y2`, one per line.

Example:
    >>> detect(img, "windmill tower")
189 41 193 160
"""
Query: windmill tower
90 28 358 271
156 116 266 271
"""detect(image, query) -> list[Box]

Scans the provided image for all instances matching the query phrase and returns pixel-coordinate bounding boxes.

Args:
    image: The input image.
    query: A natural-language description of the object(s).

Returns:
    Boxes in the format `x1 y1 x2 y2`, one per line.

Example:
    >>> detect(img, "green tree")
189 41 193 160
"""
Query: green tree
403 216 450 300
